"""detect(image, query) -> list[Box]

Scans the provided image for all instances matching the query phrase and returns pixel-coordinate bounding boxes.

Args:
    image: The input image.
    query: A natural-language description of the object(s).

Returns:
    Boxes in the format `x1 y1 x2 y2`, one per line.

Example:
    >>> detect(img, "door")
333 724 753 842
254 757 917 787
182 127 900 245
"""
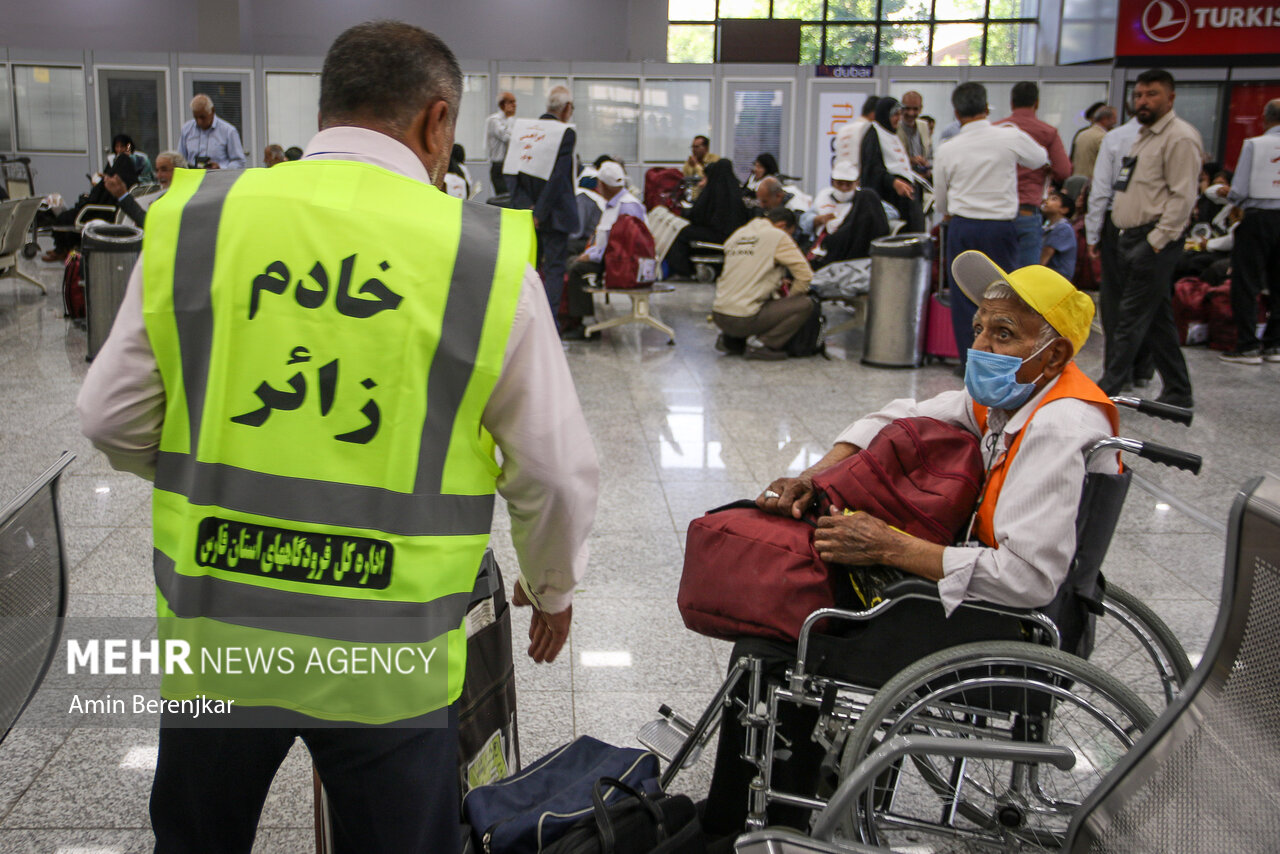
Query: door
179 68 253 165
96 67 168 173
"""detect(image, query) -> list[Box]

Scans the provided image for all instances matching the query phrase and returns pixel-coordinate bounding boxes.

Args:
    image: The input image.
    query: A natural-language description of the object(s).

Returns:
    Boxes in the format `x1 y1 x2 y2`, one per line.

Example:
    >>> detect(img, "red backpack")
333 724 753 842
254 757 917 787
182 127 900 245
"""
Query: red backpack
678 417 984 642
602 214 657 290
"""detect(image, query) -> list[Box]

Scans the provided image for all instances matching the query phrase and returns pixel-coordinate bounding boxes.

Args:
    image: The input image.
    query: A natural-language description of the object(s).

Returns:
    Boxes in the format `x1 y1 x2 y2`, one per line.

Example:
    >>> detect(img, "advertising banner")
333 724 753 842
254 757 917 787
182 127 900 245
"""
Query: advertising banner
1116 0 1280 58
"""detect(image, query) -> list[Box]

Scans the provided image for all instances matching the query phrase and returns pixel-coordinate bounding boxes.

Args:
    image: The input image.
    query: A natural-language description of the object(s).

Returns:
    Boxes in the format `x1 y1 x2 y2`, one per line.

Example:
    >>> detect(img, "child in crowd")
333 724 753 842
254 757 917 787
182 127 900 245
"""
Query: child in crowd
1040 189 1077 280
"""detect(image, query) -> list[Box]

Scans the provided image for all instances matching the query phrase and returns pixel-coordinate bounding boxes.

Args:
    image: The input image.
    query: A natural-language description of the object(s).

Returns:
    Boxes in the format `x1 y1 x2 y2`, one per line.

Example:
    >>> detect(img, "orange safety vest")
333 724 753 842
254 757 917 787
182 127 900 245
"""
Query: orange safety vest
971 362 1119 548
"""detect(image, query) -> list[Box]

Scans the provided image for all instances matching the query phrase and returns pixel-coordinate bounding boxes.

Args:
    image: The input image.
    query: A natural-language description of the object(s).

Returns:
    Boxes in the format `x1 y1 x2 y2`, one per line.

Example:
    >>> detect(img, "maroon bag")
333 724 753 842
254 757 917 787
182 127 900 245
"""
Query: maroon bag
678 418 984 642
602 214 657 290
62 250 84 319
810 417 983 546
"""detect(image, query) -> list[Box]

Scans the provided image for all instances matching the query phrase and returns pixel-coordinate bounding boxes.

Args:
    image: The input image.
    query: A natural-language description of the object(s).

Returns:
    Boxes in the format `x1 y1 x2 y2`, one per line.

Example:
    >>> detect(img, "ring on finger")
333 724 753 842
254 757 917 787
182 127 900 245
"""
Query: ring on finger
763 489 781 499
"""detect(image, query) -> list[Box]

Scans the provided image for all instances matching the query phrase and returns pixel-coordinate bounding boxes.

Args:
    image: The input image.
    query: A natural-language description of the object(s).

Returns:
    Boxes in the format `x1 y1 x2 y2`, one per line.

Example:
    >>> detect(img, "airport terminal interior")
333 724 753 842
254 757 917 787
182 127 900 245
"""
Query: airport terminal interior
2 0 1279 851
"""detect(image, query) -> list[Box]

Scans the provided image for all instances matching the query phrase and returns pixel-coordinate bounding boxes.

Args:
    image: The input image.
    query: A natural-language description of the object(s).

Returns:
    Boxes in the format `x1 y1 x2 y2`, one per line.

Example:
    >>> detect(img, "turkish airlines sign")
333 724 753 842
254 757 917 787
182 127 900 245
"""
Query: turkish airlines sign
1117 0 1280 56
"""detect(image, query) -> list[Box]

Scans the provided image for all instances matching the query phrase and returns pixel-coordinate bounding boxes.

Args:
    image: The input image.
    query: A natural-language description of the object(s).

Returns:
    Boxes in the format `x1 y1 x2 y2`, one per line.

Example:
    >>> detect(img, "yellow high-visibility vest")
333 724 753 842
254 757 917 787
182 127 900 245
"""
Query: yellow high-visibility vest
141 162 533 724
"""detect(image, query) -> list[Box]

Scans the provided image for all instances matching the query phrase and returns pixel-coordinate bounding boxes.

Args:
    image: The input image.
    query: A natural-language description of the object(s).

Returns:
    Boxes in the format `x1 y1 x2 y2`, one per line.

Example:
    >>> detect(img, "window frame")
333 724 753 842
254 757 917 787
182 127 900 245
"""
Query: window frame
668 0 1040 66
11 62 90 154
93 63 171 173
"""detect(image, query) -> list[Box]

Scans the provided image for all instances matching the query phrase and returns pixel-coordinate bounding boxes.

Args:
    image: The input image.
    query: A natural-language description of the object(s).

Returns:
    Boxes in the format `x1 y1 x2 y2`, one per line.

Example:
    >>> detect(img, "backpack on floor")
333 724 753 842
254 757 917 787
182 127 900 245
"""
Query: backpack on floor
62 250 85 320
784 292 827 358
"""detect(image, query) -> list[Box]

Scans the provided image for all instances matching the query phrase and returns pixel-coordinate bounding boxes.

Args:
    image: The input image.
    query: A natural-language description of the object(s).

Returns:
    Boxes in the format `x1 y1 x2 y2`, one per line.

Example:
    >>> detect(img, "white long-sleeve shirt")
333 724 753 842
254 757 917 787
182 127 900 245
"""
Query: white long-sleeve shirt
834 377 1118 616
1085 119 1143 246
76 126 597 614
933 119 1048 221
485 111 514 164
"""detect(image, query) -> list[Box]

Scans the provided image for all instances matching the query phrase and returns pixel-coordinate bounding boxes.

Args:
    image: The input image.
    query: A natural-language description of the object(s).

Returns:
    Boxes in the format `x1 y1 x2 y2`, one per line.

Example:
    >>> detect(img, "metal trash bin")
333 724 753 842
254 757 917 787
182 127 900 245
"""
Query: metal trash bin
862 233 933 368
82 221 143 361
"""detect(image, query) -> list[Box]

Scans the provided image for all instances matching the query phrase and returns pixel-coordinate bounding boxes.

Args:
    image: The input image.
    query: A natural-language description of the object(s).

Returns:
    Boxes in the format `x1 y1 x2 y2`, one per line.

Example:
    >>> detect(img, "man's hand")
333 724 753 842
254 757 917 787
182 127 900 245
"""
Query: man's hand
892 178 915 199
758 475 815 519
206 161 221 170
1087 243 1100 262
533 216 541 230
910 155 928 168
103 174 128 199
576 252 591 264
512 581 571 664
813 509 897 565
815 212 836 227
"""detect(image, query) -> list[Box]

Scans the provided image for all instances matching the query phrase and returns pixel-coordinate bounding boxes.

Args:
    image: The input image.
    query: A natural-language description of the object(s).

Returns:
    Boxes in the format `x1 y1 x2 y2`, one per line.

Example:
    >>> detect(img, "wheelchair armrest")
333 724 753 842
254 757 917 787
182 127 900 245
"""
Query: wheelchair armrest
808 735 1075 843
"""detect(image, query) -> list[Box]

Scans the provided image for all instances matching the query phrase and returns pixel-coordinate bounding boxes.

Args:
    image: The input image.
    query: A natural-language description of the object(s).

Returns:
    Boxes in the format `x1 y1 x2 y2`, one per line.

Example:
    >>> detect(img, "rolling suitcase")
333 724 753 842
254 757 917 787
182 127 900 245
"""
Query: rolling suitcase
925 291 959 362
315 549 519 853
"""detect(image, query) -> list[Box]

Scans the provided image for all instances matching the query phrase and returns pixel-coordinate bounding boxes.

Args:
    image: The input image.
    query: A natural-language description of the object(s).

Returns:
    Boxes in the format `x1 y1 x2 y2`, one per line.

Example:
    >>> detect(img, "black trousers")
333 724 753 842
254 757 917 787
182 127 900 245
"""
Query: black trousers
565 257 604 319
1097 216 1153 383
1099 224 1192 399
150 708 460 854
1230 208 1280 351
489 162 508 196
536 227 571 320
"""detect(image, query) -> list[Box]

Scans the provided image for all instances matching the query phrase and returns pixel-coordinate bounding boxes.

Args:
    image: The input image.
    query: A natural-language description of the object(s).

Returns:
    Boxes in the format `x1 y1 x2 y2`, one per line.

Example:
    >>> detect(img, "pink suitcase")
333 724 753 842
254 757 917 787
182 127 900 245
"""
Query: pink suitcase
925 291 959 362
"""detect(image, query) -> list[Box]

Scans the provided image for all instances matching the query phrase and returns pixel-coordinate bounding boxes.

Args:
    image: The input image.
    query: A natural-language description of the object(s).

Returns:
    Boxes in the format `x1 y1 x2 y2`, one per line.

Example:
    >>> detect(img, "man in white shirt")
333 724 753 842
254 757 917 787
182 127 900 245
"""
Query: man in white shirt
77 21 596 854
711 207 814 360
562 161 648 338
933 81 1048 366
177 94 245 170
486 91 516 195
801 159 858 239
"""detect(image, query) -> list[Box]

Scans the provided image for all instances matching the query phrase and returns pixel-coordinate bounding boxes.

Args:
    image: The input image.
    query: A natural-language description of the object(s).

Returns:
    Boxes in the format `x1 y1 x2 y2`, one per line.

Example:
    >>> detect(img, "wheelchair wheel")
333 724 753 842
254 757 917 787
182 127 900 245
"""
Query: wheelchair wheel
1093 582 1194 708
838 641 1156 852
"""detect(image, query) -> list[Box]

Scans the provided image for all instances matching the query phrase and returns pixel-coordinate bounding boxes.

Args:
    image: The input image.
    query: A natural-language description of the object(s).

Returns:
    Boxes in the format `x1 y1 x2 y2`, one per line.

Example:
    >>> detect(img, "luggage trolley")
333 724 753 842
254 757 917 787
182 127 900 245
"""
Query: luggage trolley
643 398 1200 848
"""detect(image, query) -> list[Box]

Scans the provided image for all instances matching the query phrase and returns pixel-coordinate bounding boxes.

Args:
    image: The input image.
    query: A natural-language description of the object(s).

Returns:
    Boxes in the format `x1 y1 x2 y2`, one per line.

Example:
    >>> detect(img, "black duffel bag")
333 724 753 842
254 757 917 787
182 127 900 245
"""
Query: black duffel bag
544 777 704 854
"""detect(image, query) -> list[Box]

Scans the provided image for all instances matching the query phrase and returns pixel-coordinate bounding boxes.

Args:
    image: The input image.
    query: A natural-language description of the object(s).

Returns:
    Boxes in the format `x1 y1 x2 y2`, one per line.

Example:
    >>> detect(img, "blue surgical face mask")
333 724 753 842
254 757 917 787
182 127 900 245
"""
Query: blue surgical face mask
964 342 1051 410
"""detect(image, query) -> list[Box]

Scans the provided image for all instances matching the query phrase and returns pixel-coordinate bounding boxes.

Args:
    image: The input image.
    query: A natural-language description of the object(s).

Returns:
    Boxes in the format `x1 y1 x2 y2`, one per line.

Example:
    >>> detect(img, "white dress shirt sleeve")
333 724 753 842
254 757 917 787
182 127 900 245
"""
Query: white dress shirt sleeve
833 390 977 450
933 152 950 219
1228 138 1253 206
1012 129 1050 170
1086 138 1118 245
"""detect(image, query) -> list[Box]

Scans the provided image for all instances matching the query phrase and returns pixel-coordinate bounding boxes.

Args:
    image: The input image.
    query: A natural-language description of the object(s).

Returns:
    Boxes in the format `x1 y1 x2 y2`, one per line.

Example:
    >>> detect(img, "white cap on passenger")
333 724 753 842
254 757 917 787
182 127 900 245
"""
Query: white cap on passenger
831 160 859 182
597 161 627 188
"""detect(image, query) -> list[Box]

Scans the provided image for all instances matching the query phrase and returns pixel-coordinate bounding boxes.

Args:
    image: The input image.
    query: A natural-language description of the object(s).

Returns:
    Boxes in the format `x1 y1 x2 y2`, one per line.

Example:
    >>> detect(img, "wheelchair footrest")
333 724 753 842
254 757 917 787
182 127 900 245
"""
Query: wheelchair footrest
637 718 702 765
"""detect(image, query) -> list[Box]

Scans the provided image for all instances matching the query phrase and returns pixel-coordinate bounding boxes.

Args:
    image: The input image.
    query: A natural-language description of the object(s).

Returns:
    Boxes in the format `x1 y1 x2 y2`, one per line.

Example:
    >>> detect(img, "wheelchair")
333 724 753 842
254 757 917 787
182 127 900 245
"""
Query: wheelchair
642 399 1200 851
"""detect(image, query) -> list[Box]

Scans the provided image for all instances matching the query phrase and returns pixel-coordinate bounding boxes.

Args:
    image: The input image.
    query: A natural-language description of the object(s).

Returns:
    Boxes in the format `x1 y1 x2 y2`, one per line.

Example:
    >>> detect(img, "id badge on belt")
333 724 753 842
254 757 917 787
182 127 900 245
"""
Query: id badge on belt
1114 156 1137 192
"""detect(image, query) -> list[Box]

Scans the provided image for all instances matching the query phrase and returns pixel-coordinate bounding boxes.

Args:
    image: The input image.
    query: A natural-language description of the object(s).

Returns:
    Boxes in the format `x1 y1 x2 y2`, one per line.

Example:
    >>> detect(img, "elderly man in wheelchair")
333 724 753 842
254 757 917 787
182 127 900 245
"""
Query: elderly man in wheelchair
678 251 1177 849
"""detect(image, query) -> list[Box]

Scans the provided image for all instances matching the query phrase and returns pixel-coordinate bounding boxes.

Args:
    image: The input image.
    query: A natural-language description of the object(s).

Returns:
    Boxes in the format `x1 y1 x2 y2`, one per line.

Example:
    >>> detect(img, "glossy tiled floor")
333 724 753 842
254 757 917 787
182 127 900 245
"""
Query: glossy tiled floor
1 249 1273 852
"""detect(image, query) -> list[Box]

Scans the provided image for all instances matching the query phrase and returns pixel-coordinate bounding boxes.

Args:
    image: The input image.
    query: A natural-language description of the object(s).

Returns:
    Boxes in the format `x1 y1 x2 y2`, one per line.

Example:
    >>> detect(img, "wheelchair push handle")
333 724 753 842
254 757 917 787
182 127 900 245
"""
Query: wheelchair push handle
1136 441 1202 475
1111 395 1194 426
1088 437 1202 475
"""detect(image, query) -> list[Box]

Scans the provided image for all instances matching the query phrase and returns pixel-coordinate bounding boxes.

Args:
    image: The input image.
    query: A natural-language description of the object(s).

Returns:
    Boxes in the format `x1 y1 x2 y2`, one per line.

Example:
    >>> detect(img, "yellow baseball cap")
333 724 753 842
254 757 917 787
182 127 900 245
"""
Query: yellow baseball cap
951 250 1095 356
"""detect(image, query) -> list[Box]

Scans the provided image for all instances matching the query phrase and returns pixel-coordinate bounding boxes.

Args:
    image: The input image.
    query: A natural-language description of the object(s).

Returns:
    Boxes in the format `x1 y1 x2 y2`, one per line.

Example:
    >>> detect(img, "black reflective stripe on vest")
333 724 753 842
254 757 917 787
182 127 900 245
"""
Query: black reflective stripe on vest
155 549 473 644
156 175 501 538
415 201 504 494
155 453 494 536
173 169 241 452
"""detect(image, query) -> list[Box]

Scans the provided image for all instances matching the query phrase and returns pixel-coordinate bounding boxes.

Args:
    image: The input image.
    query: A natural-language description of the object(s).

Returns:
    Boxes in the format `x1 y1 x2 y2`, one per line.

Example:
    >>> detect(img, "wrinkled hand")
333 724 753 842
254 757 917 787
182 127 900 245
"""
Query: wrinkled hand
757 475 815 519
103 174 127 199
512 581 572 664
893 178 915 200
813 508 895 566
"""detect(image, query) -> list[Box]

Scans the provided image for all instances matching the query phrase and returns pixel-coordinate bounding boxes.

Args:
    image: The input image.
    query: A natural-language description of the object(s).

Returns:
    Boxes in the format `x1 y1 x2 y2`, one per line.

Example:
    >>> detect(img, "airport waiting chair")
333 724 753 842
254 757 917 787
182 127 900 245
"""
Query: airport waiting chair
0 452 75 746
733 472 1280 854
0 197 47 293
581 271 676 345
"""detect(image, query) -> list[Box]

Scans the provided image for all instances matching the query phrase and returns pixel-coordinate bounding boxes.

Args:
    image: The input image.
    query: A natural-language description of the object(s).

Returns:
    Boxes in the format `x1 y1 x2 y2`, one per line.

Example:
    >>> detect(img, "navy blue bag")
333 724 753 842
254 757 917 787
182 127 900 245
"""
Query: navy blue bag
462 736 660 854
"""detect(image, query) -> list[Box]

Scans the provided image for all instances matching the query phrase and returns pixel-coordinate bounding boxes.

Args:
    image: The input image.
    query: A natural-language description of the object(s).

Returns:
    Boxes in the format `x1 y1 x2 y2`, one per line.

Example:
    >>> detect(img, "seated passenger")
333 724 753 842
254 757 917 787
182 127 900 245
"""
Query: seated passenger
755 176 809 216
263 144 287 167
703 252 1118 835
570 167 606 258
743 152 779 199
110 134 154 184
561 161 649 339
444 143 473 199
44 142 140 261
711 207 813 360
101 151 185 228
666 159 751 278
800 161 891 269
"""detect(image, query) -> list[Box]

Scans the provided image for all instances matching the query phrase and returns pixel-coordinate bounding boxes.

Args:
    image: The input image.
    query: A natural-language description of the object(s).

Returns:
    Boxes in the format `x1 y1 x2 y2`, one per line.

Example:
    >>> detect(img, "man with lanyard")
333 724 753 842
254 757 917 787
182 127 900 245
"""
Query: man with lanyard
1219 99 1280 365
1086 112 1151 388
1098 68 1200 409
897 90 932 179
705 251 1118 835
177 94 246 170
78 21 597 853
